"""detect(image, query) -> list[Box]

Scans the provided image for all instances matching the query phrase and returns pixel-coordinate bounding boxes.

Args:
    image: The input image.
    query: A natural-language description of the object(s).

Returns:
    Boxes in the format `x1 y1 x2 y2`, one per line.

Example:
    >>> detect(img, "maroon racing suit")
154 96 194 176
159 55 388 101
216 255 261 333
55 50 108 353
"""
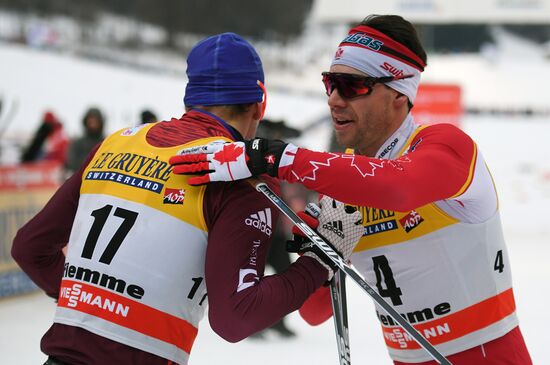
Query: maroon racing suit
12 109 328 364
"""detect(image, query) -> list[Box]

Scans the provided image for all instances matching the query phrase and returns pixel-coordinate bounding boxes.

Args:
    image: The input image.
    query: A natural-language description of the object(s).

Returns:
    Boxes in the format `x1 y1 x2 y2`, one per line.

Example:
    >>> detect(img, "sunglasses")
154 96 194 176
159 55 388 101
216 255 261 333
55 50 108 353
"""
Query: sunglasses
322 72 413 99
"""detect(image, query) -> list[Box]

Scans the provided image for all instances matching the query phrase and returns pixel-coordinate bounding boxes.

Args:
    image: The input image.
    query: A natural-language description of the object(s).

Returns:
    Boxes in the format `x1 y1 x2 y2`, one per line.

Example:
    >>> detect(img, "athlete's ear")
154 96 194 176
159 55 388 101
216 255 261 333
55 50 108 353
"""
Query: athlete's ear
394 93 409 109
252 101 263 121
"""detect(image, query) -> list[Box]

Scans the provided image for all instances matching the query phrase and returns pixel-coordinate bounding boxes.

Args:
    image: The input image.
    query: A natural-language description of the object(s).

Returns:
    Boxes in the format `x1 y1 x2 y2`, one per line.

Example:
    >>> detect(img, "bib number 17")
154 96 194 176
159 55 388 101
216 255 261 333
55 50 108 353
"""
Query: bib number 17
81 204 138 264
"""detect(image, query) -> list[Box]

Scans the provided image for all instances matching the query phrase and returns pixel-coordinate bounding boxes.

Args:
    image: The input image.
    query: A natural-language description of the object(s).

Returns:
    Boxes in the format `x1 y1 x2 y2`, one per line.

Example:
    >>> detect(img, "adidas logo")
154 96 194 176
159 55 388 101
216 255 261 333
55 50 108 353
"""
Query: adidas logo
245 208 272 236
323 220 345 238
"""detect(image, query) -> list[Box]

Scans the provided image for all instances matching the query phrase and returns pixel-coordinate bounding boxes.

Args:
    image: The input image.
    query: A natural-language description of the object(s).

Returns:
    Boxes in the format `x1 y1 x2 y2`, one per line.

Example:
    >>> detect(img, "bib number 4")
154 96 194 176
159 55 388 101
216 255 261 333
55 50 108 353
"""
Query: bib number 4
494 249 505 273
372 255 403 306
372 250 507 308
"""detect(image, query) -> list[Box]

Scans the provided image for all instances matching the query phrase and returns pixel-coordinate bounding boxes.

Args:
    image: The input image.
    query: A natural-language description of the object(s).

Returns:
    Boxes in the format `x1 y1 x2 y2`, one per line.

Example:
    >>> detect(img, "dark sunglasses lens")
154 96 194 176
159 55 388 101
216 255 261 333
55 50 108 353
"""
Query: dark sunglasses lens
340 76 373 98
323 74 373 98
322 74 334 96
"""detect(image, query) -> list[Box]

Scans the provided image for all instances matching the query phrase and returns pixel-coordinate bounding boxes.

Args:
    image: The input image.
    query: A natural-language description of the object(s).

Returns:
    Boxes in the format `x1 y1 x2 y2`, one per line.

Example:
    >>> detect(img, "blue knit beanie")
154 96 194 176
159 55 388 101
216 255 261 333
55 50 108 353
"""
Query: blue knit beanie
184 32 265 106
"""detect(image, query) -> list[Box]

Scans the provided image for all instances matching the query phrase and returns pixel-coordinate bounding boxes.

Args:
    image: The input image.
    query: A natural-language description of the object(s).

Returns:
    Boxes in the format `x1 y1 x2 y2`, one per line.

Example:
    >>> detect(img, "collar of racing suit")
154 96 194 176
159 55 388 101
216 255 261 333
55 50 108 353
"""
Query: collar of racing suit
374 113 417 160
188 108 244 142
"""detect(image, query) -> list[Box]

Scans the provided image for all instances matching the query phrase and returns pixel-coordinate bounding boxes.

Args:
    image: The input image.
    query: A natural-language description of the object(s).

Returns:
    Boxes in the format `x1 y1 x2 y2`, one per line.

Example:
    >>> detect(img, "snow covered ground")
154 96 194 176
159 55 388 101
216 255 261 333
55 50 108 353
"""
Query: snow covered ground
1 194 549 365
1 38 549 364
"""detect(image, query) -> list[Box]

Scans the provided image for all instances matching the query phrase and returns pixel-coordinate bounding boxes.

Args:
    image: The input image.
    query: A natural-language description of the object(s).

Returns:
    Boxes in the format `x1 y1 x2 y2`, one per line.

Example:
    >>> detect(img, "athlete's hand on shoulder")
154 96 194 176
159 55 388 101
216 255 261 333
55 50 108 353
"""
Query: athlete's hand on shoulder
169 138 295 185
288 196 363 280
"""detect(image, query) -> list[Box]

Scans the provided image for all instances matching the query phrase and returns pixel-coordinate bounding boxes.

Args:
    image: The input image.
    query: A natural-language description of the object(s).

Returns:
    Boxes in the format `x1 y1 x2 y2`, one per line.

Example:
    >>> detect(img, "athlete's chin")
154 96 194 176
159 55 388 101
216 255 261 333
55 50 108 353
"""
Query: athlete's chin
334 132 356 151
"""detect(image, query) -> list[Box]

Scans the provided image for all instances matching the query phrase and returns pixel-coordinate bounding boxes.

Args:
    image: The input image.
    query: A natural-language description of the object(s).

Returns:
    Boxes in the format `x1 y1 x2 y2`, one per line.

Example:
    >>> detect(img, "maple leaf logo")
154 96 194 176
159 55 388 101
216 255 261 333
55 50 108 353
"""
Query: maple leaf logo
340 154 384 177
213 144 244 165
292 153 340 182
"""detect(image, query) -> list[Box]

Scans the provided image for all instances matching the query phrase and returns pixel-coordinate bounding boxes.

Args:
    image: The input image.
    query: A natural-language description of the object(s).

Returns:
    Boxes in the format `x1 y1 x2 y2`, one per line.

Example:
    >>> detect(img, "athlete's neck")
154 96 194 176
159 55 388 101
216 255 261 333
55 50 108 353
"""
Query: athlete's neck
372 113 416 159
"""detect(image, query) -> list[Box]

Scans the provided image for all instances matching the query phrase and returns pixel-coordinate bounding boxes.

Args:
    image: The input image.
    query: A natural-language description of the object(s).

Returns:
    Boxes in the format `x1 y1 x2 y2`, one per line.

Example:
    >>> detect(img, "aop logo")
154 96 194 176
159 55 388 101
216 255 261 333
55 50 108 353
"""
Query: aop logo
245 208 272 236
163 188 185 204
399 210 424 233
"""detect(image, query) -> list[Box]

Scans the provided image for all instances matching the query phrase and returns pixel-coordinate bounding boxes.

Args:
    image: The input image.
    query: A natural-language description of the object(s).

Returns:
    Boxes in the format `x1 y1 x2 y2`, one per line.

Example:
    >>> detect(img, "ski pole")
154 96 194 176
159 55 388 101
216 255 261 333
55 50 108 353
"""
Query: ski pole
253 181 452 365
305 203 351 365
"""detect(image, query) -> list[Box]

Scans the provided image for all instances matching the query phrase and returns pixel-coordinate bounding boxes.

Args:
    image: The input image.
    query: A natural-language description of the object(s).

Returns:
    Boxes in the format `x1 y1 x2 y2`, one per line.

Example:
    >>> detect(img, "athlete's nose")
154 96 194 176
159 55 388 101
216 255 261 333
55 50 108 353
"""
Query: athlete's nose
327 87 347 109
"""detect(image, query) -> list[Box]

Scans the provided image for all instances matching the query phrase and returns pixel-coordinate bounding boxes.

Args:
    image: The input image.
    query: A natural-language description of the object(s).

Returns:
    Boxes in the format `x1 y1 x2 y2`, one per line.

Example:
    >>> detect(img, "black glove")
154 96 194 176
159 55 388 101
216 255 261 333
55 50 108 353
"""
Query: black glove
244 138 289 177
169 138 291 185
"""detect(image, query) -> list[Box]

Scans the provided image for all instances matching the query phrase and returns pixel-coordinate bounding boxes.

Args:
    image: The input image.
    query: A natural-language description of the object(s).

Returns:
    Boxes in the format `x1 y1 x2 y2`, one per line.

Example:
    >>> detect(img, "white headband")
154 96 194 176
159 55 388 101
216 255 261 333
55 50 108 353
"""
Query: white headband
331 26 425 103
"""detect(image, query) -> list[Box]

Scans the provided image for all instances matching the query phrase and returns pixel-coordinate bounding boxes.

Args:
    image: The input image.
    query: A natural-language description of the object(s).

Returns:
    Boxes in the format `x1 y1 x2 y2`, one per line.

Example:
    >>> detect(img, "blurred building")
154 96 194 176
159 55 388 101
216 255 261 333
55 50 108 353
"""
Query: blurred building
311 0 550 53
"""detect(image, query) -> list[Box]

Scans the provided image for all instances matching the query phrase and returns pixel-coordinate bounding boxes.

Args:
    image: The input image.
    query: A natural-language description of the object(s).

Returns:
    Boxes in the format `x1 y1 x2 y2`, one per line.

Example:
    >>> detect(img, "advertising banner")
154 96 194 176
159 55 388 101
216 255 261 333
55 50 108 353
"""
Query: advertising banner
0 162 62 298
412 83 462 128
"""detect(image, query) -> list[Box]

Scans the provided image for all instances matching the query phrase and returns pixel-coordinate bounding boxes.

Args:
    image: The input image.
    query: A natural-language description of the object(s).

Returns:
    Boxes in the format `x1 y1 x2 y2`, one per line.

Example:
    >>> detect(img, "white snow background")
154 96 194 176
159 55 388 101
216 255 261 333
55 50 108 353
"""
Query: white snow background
0 27 549 364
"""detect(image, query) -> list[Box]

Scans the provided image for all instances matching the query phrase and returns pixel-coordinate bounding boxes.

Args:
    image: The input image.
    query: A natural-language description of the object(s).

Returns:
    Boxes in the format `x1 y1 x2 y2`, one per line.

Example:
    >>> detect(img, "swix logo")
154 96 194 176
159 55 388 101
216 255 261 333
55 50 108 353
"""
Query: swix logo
163 188 185 204
380 62 405 78
245 208 272 236
323 220 345 238
335 47 344 59
399 210 424 233
295 222 345 269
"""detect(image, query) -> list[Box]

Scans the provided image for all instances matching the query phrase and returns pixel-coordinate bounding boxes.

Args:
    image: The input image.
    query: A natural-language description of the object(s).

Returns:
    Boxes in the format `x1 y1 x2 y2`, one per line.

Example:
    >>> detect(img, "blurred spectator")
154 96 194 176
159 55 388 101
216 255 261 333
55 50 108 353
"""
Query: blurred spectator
66 107 105 172
256 118 301 140
140 109 158 124
21 110 68 165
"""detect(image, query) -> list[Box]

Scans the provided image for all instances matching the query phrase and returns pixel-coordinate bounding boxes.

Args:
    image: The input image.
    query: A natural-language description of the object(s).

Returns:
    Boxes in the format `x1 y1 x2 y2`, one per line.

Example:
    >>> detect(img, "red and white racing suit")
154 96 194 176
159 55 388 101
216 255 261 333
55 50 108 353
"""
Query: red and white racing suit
279 114 532 364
